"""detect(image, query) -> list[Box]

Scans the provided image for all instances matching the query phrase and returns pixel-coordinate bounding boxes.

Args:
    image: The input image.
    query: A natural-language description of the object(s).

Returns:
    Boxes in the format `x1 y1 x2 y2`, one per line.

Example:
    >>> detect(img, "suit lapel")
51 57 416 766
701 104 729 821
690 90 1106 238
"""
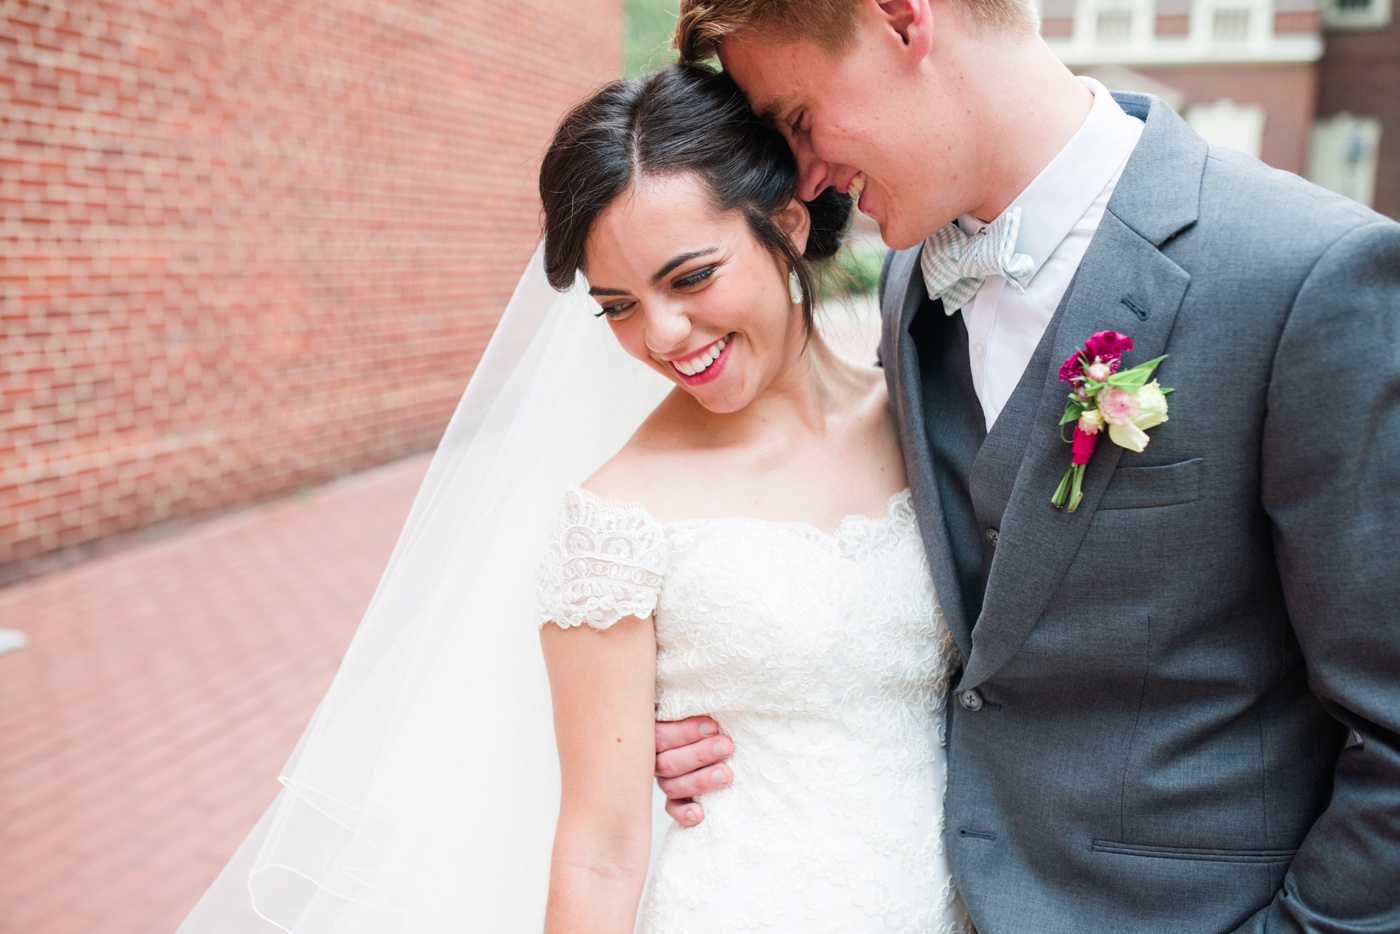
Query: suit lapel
956 96 1206 690
886 249 976 658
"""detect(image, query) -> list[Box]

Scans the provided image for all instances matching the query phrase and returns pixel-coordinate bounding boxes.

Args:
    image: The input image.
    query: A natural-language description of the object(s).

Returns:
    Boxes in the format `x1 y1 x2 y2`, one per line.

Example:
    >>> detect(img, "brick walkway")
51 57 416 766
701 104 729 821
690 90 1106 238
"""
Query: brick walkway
0 454 431 934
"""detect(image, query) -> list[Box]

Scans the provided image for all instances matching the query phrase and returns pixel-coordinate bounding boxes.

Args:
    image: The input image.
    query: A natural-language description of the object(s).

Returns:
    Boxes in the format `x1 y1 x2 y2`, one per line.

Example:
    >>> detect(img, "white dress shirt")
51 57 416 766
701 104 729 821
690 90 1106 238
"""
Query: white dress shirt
954 79 1144 431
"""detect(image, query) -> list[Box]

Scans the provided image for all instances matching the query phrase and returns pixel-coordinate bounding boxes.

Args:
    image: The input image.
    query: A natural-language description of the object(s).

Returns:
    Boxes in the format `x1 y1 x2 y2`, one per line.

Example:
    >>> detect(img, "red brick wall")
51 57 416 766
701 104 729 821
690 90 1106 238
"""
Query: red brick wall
0 1 623 584
1318 18 1400 219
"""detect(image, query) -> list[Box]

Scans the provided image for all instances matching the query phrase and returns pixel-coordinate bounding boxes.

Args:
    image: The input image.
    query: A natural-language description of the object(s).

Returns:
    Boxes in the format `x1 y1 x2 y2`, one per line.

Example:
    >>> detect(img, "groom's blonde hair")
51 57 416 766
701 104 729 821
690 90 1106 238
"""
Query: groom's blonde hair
673 0 1038 63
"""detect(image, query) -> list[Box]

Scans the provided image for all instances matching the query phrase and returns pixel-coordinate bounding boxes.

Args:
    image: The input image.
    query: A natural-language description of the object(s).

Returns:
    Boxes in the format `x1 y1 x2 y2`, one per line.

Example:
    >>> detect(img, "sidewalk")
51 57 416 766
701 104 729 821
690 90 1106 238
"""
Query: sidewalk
0 454 431 934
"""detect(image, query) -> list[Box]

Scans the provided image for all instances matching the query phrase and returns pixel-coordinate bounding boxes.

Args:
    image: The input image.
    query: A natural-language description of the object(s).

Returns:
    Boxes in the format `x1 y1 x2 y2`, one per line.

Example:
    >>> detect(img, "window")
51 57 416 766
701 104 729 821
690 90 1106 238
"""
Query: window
1212 8 1253 38
1097 9 1136 39
1309 114 1382 207
1187 99 1266 158
1322 0 1391 28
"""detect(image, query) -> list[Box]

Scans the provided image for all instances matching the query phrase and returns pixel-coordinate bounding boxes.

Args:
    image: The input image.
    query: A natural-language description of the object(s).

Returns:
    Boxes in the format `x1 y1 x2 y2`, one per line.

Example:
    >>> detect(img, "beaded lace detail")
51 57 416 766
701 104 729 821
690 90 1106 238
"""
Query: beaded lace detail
538 487 971 933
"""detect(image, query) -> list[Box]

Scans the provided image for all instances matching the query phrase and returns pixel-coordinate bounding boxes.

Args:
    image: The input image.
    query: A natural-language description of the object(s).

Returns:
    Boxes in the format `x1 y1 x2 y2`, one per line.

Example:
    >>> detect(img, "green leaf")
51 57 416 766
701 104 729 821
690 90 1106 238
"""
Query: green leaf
1107 355 1168 390
1059 396 1090 426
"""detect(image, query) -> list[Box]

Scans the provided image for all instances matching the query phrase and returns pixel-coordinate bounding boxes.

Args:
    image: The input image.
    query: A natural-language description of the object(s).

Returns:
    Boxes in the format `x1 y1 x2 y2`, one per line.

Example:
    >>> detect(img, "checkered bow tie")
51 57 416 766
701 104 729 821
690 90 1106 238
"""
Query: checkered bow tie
920 206 1035 314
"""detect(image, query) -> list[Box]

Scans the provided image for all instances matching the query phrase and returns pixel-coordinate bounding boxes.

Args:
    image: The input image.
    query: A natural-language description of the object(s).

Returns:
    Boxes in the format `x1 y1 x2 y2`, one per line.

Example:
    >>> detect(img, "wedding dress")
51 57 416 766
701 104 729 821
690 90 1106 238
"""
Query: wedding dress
539 487 973 933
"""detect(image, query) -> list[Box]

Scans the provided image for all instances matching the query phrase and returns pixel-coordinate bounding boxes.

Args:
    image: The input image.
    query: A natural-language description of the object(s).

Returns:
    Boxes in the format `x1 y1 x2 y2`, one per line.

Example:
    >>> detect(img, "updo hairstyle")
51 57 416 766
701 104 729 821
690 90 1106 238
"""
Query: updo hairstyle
538 64 851 327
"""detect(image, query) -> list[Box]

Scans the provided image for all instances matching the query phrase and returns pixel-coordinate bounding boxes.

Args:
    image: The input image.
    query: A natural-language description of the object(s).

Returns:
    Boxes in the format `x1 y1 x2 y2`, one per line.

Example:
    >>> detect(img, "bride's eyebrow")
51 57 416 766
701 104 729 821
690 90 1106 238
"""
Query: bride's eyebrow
651 248 718 284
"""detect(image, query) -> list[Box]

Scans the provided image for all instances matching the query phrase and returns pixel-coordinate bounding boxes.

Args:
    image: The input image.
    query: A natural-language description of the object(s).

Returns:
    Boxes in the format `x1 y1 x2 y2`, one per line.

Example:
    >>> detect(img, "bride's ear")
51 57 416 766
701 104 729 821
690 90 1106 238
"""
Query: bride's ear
774 197 812 256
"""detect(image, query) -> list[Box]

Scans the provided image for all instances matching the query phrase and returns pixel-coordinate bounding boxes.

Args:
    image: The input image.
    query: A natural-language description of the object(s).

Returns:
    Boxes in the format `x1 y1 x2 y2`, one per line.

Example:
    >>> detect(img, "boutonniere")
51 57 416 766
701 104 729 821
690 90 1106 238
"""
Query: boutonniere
1051 331 1173 512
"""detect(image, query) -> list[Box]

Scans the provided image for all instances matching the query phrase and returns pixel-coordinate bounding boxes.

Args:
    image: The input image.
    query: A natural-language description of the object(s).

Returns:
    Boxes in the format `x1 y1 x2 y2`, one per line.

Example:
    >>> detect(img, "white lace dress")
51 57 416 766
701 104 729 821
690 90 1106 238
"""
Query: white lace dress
537 486 972 934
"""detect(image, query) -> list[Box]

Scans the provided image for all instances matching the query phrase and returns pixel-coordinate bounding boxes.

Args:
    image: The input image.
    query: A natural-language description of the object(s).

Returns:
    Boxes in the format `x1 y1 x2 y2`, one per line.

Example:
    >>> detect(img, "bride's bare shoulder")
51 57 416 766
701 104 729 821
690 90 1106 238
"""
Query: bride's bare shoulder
581 390 697 505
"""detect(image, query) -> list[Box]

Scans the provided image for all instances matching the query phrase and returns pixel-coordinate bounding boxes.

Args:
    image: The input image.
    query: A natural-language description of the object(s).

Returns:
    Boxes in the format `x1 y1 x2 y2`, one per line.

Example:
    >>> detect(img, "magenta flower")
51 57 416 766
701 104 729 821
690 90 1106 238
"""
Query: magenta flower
1085 331 1134 364
1059 352 1085 383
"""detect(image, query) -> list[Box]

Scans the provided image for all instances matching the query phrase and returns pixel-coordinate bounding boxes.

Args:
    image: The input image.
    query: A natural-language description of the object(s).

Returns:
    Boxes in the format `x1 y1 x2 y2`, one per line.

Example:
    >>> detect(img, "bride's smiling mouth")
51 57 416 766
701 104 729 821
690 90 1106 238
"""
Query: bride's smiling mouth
665 334 732 386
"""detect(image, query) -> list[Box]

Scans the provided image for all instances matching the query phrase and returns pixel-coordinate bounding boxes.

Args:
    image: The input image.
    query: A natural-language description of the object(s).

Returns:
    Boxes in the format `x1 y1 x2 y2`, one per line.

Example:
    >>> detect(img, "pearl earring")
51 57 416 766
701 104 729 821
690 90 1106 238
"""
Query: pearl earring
788 269 804 305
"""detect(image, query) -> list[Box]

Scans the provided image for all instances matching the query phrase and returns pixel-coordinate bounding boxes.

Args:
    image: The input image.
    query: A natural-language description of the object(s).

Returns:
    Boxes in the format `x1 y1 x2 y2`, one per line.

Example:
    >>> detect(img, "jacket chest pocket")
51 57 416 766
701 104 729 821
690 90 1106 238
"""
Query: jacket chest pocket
1097 457 1203 511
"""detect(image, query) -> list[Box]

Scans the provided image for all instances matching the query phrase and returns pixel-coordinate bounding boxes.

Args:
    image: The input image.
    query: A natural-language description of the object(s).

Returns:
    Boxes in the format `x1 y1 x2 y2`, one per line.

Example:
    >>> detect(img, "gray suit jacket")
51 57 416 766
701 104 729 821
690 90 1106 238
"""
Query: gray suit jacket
879 93 1400 932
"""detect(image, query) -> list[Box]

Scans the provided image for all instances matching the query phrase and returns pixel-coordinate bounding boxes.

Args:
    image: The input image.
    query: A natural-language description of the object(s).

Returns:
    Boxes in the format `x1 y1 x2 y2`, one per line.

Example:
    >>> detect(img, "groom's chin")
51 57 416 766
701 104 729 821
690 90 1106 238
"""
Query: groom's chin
865 209 926 252
877 225 925 252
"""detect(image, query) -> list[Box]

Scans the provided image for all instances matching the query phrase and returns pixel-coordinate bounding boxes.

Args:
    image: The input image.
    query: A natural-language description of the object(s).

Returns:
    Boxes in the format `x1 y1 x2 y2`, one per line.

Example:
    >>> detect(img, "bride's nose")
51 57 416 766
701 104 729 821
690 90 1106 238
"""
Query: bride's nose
642 301 692 356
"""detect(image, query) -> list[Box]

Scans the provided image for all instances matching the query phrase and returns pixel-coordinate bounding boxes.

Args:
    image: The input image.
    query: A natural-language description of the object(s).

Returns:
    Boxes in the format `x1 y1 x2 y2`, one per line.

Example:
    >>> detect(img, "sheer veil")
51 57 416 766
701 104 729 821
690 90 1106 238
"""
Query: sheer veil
179 246 671 932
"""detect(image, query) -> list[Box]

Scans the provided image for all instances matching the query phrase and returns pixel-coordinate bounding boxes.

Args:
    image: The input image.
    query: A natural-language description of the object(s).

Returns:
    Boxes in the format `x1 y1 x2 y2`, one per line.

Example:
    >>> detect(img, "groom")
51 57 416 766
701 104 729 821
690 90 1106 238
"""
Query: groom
650 0 1400 930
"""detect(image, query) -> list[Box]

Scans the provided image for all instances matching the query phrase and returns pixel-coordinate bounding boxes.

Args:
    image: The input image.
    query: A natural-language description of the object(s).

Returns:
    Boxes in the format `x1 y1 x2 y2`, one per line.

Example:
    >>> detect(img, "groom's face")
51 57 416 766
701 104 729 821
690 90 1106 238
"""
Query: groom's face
720 26 963 250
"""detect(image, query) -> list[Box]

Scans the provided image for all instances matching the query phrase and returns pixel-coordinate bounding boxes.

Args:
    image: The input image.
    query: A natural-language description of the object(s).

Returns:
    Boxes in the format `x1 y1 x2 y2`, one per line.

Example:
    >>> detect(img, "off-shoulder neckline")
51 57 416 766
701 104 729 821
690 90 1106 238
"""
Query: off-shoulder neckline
566 485 914 542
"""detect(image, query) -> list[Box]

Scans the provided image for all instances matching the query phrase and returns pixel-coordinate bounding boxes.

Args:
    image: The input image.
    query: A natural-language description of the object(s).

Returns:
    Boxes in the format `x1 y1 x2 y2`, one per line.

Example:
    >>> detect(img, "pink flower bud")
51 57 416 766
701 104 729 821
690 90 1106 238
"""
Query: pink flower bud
1086 362 1111 382
1098 387 1137 425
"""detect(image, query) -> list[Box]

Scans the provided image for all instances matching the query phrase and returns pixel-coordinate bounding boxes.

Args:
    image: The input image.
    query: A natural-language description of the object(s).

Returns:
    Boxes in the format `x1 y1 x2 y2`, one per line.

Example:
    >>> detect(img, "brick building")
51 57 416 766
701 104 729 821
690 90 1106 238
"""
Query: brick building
0 1 623 584
1040 0 1324 173
1037 0 1397 215
1314 0 1397 216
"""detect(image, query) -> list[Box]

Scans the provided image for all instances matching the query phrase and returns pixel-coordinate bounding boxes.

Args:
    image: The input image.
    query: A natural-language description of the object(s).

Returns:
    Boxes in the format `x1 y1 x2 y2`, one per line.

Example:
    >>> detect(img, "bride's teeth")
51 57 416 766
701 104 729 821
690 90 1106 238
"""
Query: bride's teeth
673 336 729 378
848 174 866 201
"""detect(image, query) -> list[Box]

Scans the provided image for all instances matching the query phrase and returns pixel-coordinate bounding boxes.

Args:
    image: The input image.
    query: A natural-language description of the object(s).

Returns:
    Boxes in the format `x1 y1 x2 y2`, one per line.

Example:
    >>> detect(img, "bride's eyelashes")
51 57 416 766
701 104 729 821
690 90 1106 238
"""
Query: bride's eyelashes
673 264 718 290
594 300 634 319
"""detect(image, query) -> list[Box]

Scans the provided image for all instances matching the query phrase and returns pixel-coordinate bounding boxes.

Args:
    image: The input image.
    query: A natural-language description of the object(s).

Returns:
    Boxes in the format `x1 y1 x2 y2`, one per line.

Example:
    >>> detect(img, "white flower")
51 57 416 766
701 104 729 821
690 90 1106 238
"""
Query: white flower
1106 380 1169 453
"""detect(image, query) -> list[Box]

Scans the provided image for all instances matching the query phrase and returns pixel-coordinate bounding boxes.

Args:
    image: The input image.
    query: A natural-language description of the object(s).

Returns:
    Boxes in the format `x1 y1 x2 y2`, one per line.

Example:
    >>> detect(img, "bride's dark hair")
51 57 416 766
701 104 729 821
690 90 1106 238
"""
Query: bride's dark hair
539 63 851 324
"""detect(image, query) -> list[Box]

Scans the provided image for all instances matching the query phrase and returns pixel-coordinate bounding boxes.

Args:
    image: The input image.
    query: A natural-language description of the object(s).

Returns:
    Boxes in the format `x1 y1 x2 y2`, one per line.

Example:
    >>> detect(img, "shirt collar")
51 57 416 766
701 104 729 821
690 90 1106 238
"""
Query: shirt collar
954 77 1145 285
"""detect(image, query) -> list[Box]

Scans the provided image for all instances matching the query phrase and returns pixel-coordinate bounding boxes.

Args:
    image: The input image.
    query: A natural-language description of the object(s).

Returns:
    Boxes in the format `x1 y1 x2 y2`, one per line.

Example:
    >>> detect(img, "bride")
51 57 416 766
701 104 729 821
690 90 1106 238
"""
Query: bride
536 64 966 933
180 64 968 933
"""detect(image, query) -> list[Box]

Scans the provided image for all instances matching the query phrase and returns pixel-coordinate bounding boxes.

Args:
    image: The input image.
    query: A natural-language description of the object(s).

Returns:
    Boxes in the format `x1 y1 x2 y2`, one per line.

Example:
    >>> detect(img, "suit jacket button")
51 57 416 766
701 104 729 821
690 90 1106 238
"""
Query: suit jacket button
985 528 999 547
959 689 984 712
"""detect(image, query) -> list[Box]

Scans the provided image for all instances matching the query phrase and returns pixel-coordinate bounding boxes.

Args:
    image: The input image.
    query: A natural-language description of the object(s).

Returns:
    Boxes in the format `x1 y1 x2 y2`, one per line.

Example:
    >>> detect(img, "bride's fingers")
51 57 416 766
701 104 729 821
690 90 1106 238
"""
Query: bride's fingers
657 761 732 801
655 734 732 779
655 715 722 753
664 796 706 827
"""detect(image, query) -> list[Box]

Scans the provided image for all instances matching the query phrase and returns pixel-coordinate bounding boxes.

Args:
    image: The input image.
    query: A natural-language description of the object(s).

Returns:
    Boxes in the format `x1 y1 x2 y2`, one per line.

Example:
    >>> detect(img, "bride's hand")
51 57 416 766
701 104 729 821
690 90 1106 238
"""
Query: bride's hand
655 716 733 826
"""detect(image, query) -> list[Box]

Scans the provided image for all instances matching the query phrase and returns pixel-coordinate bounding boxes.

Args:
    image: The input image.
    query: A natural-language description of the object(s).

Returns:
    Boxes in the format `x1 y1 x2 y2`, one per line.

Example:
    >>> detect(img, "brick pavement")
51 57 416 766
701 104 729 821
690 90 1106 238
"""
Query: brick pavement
0 453 431 934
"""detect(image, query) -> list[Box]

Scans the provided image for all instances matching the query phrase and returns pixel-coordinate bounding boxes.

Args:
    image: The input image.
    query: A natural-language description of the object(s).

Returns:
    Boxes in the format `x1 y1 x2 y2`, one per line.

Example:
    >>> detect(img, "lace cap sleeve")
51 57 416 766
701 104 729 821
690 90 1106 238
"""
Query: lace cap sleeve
537 488 667 631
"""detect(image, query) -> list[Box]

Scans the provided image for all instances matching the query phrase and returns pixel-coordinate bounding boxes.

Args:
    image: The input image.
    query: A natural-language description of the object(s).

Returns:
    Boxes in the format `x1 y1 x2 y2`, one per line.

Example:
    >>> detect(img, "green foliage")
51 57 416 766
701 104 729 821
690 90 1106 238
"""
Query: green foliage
818 241 886 299
626 0 682 75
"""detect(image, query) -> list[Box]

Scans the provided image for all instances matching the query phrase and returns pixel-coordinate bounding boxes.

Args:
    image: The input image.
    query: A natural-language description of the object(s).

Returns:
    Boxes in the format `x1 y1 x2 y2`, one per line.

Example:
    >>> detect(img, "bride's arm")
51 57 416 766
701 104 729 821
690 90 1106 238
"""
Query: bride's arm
541 614 657 933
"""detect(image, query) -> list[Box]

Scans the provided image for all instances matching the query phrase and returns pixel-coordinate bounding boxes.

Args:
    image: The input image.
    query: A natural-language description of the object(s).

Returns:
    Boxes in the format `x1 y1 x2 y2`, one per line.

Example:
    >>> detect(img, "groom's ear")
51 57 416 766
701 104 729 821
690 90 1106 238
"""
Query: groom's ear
872 0 933 58
774 197 811 256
